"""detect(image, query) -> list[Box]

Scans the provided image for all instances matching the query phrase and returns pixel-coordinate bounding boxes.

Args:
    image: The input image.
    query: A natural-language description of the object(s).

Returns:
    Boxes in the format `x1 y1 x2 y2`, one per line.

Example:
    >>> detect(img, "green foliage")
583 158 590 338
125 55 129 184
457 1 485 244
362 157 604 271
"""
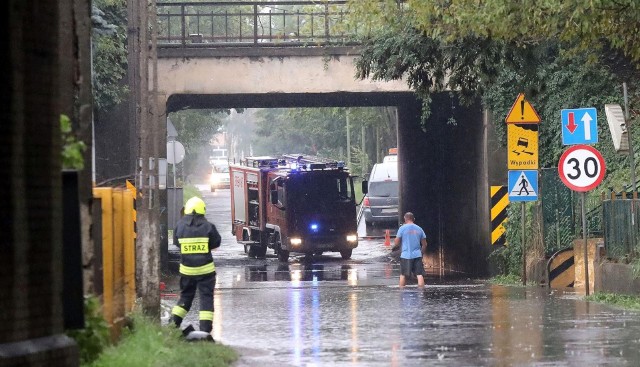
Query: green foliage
182 184 202 205
61 114 87 170
488 274 522 286
252 107 397 171
92 0 128 111
66 295 110 365
354 20 503 123
632 258 640 279
348 0 640 273
169 109 229 177
88 313 237 367
350 0 640 65
586 292 640 310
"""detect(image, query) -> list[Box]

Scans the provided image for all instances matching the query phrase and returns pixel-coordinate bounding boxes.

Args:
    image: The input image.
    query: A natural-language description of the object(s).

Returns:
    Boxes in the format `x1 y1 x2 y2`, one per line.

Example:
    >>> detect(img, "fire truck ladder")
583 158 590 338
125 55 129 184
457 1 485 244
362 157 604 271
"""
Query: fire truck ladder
281 154 343 170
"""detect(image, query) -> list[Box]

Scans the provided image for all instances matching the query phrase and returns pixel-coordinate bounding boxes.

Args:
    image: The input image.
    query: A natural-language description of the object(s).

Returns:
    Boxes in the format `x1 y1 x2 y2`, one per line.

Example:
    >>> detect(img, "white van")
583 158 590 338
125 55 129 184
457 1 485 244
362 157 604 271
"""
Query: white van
362 153 399 229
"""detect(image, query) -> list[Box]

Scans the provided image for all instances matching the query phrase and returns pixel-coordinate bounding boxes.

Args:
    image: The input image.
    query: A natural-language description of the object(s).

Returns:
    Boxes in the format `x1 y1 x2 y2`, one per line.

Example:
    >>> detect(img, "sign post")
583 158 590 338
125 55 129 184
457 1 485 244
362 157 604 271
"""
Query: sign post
505 93 540 285
558 144 606 295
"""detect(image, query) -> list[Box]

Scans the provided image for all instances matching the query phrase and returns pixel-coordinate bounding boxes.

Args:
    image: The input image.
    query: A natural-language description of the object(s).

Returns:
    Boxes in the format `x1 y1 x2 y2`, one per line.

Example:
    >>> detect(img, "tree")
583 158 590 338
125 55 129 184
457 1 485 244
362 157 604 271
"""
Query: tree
350 0 640 65
168 109 229 178
251 107 397 172
347 0 640 276
92 0 128 111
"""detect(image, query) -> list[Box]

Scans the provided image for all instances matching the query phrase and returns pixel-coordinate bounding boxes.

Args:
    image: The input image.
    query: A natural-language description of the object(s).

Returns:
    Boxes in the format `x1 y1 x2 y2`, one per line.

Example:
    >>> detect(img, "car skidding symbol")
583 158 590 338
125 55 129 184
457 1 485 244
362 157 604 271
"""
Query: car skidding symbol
513 138 534 156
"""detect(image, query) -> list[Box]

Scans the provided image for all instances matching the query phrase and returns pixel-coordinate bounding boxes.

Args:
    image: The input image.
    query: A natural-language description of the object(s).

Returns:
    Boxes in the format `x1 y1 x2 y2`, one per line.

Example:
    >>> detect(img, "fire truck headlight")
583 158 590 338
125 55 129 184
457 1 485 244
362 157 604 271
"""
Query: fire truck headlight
346 234 358 242
290 238 302 246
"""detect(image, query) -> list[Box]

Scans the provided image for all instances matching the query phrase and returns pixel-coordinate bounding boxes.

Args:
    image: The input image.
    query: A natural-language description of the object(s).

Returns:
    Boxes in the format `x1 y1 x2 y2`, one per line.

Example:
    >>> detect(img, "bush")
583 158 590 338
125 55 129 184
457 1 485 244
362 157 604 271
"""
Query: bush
66 296 111 365
88 314 237 367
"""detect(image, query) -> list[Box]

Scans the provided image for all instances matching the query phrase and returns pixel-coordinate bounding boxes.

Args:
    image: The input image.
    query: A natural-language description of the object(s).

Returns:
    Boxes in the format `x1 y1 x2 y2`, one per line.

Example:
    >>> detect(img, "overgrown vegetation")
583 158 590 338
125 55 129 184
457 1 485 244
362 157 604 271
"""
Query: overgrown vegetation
183 184 202 205
586 292 640 310
61 114 87 170
252 107 397 175
488 274 522 286
87 314 238 367
92 0 128 111
168 109 231 178
347 0 640 278
66 296 111 365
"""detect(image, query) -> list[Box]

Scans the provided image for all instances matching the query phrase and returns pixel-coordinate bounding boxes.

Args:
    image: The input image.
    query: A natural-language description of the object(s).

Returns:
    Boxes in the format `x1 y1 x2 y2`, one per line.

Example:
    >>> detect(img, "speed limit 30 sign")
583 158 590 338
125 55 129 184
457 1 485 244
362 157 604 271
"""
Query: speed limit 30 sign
558 145 606 192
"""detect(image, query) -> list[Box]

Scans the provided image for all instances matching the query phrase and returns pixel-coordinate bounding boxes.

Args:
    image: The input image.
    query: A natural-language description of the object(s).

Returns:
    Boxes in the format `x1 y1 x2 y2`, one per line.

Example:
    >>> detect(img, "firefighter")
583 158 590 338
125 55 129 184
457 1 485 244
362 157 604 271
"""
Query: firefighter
171 196 221 335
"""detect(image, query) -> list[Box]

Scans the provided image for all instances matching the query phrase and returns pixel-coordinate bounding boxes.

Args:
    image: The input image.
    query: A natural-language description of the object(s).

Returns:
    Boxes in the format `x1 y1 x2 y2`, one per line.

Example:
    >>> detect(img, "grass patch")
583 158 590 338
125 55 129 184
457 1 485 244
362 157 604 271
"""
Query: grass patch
488 274 522 285
87 314 237 367
586 292 640 311
182 184 202 205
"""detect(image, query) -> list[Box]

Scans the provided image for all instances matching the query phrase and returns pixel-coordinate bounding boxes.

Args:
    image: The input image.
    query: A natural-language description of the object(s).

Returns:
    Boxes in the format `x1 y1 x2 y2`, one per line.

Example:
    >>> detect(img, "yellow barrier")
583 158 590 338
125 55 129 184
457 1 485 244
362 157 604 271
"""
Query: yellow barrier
93 186 136 338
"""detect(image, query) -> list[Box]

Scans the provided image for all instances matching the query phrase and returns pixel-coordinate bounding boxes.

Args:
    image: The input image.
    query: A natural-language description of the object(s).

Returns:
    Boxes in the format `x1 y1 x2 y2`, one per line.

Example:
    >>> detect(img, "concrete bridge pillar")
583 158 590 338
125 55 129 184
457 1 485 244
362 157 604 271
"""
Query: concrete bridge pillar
398 93 491 277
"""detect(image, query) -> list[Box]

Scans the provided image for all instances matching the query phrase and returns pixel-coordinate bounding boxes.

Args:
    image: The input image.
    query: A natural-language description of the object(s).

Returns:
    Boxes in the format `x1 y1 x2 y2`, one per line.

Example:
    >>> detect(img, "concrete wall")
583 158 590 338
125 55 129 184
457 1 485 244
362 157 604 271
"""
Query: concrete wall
594 262 640 296
398 94 491 276
157 47 409 96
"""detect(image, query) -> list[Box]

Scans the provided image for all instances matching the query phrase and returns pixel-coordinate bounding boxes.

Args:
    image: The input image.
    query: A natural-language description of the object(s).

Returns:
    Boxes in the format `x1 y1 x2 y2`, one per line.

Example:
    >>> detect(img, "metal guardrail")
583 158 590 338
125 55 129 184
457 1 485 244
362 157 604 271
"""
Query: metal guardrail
157 1 360 48
93 186 137 340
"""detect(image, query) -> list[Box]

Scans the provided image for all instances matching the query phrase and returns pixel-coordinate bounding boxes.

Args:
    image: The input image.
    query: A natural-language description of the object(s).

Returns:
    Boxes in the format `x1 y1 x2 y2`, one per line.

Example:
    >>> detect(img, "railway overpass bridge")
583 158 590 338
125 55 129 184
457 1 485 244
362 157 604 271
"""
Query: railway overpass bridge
152 1 506 276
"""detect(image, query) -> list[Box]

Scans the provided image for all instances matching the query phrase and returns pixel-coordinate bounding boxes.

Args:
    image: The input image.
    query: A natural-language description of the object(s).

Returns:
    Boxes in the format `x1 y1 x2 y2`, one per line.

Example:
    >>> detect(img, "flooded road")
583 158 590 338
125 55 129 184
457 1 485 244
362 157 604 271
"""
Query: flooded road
163 187 640 366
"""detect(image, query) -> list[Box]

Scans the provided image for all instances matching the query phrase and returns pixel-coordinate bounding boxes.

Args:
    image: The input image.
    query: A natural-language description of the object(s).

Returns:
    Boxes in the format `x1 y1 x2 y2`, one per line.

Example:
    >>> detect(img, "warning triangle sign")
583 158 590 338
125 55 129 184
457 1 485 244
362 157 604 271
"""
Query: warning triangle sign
505 93 541 124
509 172 537 197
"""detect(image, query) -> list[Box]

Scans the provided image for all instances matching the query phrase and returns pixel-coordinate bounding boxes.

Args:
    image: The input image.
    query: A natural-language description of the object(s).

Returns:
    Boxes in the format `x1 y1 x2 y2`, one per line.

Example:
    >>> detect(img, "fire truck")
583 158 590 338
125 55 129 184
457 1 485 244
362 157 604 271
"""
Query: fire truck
229 154 364 262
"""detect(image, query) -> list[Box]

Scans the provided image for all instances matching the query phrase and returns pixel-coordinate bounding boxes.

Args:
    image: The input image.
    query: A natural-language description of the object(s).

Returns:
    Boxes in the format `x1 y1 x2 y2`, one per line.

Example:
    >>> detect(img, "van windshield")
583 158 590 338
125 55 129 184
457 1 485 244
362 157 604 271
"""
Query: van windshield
368 181 398 197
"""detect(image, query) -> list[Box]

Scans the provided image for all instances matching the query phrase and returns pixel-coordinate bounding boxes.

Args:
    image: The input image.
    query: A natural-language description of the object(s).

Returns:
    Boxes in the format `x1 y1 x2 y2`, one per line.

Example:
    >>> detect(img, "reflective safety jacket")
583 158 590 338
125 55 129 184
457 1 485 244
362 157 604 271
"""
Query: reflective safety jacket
174 214 221 276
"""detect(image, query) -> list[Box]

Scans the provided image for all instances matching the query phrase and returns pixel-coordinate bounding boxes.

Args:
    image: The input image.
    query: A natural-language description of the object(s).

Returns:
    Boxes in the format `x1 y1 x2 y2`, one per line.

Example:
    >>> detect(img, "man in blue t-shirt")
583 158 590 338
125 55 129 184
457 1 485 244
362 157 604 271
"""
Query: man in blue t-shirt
393 212 427 287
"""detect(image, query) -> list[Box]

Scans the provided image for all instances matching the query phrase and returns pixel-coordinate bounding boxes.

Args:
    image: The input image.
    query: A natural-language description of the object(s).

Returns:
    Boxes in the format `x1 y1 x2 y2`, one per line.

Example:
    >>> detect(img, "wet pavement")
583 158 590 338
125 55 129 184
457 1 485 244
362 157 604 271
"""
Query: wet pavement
163 187 640 366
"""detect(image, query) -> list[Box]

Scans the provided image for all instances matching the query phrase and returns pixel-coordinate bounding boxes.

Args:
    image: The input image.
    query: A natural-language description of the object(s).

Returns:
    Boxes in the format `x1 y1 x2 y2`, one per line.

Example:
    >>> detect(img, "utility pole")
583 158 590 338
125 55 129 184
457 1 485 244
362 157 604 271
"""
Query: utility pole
361 125 367 176
624 83 637 262
129 0 161 317
624 82 635 191
346 109 351 170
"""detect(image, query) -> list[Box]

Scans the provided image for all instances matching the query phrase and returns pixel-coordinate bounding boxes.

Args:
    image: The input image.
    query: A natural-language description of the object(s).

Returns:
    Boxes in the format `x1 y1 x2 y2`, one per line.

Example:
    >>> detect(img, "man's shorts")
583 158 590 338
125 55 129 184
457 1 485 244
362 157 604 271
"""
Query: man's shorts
400 257 425 277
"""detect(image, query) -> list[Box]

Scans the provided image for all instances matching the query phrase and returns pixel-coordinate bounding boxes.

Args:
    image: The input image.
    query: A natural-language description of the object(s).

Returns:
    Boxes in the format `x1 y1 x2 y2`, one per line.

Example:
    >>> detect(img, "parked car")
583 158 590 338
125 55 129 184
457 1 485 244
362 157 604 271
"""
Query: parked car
362 154 398 230
210 163 230 192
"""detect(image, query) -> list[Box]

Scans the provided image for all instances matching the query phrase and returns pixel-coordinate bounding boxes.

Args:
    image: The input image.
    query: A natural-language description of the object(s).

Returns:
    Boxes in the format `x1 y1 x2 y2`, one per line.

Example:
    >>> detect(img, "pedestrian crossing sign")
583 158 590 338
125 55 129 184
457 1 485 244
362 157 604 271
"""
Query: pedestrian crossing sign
508 170 538 202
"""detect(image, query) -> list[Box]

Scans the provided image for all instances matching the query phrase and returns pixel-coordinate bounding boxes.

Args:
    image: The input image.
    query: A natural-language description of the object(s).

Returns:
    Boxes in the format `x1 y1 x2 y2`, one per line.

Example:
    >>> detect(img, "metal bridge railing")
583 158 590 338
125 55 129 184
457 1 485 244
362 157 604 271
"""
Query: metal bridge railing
157 1 361 48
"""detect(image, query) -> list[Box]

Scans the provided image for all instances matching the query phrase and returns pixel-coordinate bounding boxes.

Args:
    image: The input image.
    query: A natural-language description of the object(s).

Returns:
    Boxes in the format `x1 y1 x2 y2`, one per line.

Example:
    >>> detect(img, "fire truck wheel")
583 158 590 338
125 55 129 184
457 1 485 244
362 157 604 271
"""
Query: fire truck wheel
277 248 289 262
340 249 353 260
249 245 267 259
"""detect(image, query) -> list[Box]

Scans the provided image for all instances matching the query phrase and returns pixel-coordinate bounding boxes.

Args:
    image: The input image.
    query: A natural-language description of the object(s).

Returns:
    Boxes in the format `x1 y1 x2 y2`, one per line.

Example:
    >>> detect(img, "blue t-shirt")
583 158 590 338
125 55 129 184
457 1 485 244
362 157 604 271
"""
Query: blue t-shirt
396 223 426 259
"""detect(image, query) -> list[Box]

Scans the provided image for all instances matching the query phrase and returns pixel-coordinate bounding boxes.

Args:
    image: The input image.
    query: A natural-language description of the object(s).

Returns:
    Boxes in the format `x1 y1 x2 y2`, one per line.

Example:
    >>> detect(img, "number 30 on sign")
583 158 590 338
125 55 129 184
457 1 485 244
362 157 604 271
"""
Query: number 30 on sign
558 145 606 192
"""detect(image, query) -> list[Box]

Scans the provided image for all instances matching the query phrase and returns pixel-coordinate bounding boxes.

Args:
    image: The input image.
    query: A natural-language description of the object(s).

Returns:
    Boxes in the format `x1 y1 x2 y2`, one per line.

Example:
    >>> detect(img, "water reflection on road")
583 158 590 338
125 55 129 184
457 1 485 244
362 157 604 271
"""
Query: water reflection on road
162 188 640 365
183 265 640 366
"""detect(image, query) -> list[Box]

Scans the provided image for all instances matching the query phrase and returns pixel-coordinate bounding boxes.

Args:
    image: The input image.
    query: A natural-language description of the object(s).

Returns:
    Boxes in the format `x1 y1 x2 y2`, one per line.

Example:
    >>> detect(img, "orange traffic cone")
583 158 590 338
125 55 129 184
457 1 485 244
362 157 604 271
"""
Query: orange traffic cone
384 229 391 247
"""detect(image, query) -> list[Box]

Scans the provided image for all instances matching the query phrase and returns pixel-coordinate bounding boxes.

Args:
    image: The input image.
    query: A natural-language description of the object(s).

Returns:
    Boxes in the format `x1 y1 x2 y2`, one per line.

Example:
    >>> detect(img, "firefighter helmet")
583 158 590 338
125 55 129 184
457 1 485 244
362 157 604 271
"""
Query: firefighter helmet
184 197 206 215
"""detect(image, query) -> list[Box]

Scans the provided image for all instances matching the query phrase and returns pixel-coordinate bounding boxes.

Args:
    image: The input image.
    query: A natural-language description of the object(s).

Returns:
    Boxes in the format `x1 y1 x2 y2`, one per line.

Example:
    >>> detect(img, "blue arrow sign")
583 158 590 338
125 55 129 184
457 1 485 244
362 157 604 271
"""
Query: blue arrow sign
508 170 538 202
561 108 598 145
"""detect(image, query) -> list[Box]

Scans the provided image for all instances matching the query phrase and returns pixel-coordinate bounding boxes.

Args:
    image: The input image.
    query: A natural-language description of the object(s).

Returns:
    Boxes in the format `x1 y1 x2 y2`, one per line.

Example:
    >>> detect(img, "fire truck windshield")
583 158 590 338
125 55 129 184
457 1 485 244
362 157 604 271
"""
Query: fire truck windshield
289 173 354 203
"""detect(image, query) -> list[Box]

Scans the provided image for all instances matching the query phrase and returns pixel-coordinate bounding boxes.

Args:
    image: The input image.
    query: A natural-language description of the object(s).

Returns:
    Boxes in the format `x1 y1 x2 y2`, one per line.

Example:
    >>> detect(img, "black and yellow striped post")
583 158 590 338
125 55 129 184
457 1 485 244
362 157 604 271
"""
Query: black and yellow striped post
547 248 575 288
490 186 509 246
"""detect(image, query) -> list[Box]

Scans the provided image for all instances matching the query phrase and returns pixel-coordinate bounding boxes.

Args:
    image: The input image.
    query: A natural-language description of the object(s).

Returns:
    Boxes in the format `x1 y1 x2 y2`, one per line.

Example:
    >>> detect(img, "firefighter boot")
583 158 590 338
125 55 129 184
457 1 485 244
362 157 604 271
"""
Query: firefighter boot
181 324 195 337
172 314 183 328
200 320 212 334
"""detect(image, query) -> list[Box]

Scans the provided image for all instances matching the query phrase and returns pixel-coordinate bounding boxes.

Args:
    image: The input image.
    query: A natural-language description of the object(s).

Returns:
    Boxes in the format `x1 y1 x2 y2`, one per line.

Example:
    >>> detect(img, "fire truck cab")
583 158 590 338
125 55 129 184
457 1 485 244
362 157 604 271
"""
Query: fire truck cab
230 155 362 262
